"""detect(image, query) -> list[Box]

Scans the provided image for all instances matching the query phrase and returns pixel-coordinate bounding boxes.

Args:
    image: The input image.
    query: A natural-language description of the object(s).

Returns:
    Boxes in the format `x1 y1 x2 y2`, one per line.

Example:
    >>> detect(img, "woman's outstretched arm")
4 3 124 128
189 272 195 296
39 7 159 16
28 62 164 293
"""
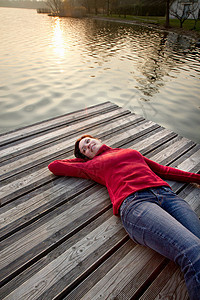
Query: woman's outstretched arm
48 158 90 179
144 157 200 184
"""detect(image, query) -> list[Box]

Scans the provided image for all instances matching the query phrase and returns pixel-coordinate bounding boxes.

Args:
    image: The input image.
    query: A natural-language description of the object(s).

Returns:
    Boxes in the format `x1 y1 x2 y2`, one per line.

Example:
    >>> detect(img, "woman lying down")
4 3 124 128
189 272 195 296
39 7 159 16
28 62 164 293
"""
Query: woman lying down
48 135 200 300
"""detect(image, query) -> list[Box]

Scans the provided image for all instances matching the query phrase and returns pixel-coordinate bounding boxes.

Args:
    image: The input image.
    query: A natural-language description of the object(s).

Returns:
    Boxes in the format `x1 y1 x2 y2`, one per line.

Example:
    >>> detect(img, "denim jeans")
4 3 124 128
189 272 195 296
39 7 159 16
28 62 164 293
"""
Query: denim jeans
120 186 200 300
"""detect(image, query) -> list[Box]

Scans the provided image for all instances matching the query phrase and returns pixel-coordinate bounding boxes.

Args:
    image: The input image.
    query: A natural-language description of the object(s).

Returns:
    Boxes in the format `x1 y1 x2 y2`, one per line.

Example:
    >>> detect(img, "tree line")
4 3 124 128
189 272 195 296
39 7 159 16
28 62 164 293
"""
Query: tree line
46 0 199 29
82 0 169 17
47 0 170 17
47 0 172 22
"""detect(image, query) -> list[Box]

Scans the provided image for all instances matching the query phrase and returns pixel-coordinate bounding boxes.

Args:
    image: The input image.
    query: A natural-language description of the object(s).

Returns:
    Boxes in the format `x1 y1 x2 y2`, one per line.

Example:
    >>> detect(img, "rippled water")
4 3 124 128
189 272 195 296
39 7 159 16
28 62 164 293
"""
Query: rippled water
0 7 200 142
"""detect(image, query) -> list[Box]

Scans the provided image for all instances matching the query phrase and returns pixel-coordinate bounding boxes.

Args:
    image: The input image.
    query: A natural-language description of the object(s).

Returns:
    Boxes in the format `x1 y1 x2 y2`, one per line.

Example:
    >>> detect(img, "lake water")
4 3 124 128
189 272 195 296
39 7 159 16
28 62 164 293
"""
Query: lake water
0 7 200 143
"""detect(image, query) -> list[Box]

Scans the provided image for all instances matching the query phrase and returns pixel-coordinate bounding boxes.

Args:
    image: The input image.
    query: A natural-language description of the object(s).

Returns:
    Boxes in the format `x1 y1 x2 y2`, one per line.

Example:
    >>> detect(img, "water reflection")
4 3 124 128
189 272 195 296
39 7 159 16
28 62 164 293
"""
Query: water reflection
52 18 65 58
133 32 173 99
82 20 130 58
0 8 199 142
82 21 198 100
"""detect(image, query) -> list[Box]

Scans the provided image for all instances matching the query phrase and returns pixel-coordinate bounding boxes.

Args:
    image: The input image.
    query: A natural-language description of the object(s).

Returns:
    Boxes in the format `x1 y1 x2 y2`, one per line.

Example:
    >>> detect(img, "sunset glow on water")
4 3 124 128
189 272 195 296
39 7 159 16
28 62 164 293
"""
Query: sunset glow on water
0 7 200 143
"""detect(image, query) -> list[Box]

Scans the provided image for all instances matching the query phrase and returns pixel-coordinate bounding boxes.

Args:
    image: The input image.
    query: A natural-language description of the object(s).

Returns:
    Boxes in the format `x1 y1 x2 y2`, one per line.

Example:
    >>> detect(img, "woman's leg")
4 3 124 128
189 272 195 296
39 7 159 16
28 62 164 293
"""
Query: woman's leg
120 187 200 300
153 186 200 239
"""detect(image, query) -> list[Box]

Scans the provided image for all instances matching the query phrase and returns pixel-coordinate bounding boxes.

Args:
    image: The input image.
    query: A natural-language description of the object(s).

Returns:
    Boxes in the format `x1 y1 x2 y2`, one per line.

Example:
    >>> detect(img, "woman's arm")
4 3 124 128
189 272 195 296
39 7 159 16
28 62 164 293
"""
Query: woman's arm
48 158 90 179
144 157 200 184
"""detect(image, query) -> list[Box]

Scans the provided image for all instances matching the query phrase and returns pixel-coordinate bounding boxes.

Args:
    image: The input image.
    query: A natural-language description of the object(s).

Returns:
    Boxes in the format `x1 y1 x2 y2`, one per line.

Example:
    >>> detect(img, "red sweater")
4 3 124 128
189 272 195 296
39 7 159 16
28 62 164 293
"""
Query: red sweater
48 144 200 215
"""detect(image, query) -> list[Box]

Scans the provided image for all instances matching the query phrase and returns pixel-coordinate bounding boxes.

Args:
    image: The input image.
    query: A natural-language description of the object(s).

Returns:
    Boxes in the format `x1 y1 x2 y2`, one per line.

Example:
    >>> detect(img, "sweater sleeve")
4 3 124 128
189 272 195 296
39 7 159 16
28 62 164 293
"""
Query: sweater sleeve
144 157 200 184
48 158 90 179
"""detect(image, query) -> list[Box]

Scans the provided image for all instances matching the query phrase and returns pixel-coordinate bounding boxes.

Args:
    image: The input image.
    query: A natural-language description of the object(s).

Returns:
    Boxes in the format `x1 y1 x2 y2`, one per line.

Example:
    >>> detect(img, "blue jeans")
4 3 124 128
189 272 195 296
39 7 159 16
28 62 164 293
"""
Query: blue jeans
120 186 200 300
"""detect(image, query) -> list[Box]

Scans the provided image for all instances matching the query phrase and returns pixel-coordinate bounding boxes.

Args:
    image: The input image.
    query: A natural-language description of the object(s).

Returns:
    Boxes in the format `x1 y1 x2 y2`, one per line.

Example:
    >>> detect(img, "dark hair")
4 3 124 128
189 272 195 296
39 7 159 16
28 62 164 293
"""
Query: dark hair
74 134 96 159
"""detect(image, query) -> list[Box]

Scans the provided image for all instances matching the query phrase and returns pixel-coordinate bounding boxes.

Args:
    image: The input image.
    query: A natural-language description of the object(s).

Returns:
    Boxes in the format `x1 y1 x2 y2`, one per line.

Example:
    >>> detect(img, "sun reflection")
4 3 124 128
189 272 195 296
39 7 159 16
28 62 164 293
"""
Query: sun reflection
52 18 65 58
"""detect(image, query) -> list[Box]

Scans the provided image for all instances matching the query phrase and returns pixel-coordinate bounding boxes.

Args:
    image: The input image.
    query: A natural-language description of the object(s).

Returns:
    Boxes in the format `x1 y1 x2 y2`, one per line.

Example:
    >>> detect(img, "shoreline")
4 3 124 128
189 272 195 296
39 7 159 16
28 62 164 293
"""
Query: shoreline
92 15 200 43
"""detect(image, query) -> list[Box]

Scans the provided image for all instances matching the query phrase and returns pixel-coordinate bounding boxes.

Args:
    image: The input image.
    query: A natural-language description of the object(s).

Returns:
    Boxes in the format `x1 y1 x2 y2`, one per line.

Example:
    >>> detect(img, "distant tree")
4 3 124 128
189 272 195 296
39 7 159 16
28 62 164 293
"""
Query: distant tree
82 0 90 13
190 3 200 29
165 0 170 27
154 0 174 28
170 0 198 28
46 0 64 14
106 0 110 15
81 0 106 14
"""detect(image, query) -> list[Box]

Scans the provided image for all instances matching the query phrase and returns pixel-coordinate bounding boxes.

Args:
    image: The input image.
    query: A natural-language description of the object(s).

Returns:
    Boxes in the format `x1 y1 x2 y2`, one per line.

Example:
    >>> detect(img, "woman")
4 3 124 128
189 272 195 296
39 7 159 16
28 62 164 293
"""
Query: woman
48 134 200 299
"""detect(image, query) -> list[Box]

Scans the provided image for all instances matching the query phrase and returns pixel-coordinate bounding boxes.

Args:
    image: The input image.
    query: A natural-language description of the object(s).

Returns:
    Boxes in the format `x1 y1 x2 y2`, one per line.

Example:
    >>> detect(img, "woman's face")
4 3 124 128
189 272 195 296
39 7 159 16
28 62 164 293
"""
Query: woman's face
79 137 103 159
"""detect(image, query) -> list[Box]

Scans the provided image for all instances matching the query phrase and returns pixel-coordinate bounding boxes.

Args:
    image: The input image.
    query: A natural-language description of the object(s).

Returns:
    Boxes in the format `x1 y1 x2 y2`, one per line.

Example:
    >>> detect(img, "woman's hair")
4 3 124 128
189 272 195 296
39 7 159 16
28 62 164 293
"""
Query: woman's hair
74 134 96 159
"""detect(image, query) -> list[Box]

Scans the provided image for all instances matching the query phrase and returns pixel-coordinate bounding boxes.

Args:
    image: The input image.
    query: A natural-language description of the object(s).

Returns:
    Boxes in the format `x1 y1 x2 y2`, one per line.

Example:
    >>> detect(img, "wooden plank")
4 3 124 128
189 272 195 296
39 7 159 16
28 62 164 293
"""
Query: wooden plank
2 183 195 299
0 107 131 162
1 127 199 289
0 126 178 233
128 128 177 155
0 102 117 146
64 239 136 300
0 119 158 205
148 137 195 166
1 119 199 211
65 186 200 300
0 102 199 300
1 167 49 205
0 126 180 237
0 210 127 298
0 113 143 180
0 178 197 251
65 243 167 300
166 147 200 192
140 261 189 300
0 178 94 240
66 246 164 300
132 137 199 177
178 184 200 215
0 186 111 283
103 120 160 149
172 146 200 173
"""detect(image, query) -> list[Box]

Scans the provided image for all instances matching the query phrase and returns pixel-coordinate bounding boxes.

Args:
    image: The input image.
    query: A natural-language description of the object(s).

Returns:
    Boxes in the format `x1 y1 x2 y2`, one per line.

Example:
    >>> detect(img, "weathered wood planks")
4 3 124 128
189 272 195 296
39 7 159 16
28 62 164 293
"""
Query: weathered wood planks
0 101 199 299
0 102 118 147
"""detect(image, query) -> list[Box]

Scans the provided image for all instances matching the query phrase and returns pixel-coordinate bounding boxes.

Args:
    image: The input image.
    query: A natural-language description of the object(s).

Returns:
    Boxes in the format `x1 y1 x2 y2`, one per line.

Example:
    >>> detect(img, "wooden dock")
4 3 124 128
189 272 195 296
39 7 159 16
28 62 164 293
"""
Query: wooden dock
0 101 199 299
